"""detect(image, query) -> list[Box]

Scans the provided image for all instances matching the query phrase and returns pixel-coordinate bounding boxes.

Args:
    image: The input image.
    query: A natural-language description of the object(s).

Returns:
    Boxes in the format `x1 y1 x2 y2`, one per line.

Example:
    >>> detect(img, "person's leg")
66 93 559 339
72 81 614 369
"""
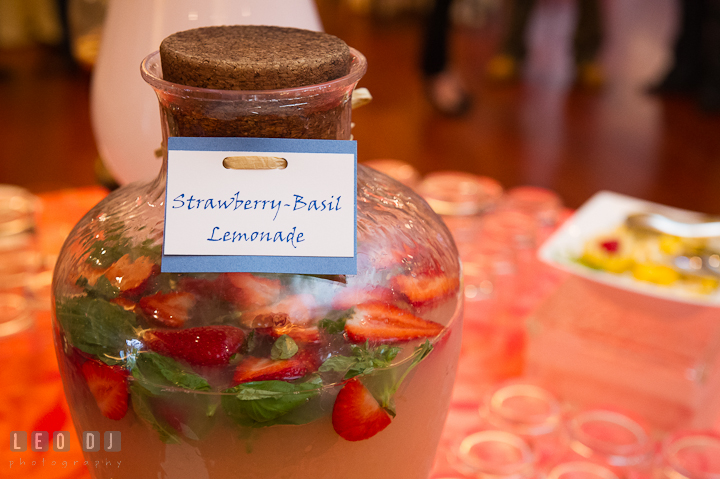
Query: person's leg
501 0 537 60
573 0 604 87
699 0 720 110
421 0 454 76
651 0 705 93
573 0 603 65
487 0 536 81
420 0 471 115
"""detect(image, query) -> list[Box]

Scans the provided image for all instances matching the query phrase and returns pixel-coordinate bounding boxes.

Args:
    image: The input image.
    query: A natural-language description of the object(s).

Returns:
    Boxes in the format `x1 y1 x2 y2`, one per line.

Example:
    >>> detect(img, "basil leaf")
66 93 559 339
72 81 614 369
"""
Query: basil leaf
76 275 121 300
321 343 403 380
135 352 211 392
318 317 346 334
222 377 322 427
270 335 298 360
318 355 358 373
55 296 138 359
129 383 181 444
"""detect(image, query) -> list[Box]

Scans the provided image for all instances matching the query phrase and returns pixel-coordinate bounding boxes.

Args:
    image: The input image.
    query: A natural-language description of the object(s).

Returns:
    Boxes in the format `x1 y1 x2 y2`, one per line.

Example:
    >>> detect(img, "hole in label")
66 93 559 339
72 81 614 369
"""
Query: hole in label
223 156 288 170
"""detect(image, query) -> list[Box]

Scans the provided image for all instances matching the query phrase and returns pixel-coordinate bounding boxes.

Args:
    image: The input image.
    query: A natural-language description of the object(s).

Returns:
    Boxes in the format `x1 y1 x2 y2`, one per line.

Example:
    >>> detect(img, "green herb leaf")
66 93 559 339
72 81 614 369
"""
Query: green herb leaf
129 383 181 444
318 355 358 373
318 316 347 334
319 342 402 380
134 352 211 392
222 377 322 427
55 296 138 359
270 335 298 360
380 340 434 409
76 274 121 300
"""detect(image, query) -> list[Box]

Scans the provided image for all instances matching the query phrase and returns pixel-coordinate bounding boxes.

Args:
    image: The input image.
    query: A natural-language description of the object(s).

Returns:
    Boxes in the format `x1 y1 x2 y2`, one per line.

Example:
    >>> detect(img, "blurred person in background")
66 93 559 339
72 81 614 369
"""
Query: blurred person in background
420 0 473 116
649 0 720 112
486 0 605 88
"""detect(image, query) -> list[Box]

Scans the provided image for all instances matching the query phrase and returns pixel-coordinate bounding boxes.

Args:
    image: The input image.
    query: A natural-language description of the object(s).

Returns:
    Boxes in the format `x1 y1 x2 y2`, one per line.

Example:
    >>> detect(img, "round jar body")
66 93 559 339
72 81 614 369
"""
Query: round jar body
52 48 463 479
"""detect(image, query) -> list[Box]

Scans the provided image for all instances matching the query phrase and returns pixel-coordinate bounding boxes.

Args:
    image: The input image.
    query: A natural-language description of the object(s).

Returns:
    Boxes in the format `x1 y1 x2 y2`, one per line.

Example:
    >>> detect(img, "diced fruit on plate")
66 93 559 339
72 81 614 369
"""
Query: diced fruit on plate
390 273 458 307
579 233 635 274
344 302 444 344
143 325 245 367
226 273 283 310
81 359 129 420
332 377 392 441
139 291 196 328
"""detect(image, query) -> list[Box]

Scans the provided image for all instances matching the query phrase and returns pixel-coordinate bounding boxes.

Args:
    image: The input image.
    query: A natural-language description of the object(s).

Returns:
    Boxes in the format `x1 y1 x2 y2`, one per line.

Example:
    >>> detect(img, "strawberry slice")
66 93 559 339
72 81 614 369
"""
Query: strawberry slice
143 325 245 367
390 273 459 307
177 274 231 301
331 286 395 311
345 302 444 344
232 355 308 385
139 291 196 328
110 296 138 312
268 324 321 344
104 254 157 294
226 273 283 310
81 359 129 421
242 294 316 328
332 377 392 441
251 316 321 344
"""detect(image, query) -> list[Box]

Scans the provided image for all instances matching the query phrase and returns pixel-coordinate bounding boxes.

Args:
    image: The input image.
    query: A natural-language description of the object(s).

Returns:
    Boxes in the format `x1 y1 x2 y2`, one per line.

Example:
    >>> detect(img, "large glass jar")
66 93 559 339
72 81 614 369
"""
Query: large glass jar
52 30 462 479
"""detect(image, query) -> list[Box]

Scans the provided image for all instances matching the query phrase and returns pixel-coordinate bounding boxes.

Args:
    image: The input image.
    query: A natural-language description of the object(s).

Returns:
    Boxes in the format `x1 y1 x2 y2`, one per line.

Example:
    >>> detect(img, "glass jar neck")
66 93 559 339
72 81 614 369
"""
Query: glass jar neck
140 48 367 181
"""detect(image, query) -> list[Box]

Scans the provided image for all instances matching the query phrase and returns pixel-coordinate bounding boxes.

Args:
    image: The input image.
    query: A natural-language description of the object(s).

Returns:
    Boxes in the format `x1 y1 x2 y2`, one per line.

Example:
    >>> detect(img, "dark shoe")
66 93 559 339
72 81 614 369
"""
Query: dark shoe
647 68 700 95
425 71 472 116
698 85 720 113
486 54 520 83
575 61 605 89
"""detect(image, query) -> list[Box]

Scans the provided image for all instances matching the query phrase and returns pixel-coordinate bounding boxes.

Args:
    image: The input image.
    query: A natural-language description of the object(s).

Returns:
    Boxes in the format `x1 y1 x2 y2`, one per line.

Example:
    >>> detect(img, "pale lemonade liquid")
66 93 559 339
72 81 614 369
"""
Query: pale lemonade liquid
57 298 462 479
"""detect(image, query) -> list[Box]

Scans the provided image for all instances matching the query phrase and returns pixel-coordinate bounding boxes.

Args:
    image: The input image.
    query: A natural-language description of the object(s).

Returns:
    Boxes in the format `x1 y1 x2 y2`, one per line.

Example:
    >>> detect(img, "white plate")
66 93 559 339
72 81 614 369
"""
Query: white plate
537 191 720 307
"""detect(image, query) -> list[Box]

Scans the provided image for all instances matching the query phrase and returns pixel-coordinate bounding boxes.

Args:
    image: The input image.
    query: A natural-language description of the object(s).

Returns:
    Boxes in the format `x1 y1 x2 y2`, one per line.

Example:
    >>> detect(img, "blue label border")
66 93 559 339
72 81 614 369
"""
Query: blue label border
162 137 357 275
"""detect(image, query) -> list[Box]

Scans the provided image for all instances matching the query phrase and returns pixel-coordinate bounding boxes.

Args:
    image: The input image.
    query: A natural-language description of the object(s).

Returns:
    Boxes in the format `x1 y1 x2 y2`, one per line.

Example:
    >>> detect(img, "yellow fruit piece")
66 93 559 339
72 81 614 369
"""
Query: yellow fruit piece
581 250 633 273
631 263 679 285
700 277 720 294
685 275 720 295
658 235 683 255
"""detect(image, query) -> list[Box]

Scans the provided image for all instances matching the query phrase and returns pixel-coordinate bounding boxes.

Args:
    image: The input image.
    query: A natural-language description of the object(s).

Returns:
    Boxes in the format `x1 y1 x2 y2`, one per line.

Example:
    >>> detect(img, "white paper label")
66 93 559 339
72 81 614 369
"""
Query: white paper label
162 137 357 274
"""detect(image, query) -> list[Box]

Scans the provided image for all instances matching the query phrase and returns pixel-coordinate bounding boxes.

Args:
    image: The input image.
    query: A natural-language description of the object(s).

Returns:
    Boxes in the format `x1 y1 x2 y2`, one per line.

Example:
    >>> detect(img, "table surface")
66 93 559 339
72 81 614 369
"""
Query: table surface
1 187 717 478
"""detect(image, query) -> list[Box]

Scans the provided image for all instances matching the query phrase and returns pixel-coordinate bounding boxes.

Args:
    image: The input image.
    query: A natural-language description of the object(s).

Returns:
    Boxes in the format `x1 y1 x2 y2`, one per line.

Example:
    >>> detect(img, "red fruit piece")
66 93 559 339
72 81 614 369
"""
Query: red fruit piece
178 274 231 301
600 239 620 254
232 354 308 385
243 294 316 327
332 378 392 441
226 273 283 310
110 296 138 312
104 254 157 293
143 325 245 367
81 359 129 421
331 286 395 311
390 273 459 307
270 324 321 344
139 291 196 328
345 302 444 344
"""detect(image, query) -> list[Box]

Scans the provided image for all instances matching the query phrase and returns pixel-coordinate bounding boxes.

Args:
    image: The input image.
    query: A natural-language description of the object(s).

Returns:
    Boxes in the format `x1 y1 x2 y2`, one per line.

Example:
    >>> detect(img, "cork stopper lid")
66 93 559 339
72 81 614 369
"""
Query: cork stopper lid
159 25 352 90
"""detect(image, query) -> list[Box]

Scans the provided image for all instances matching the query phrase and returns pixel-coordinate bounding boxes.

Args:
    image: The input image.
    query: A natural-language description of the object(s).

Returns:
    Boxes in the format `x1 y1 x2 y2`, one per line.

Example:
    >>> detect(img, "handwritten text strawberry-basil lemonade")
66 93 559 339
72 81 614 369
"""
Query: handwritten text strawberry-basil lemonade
171 192 343 249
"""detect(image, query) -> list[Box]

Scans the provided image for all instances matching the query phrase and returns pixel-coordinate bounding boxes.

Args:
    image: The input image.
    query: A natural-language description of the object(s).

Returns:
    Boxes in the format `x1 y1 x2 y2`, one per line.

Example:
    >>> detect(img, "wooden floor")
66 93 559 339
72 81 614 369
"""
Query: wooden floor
1 0 719 213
